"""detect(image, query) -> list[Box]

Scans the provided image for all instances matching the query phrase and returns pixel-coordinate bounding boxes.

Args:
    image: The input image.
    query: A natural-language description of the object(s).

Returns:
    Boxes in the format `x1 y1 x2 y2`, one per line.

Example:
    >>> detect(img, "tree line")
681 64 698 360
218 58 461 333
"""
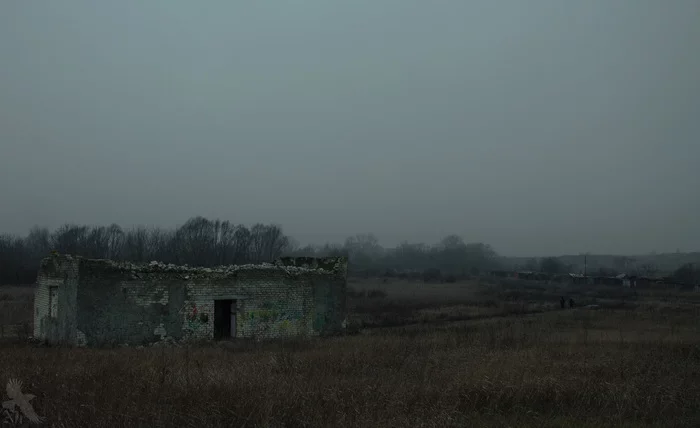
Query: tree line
0 217 291 284
2 216 697 286
0 217 502 284
291 233 501 279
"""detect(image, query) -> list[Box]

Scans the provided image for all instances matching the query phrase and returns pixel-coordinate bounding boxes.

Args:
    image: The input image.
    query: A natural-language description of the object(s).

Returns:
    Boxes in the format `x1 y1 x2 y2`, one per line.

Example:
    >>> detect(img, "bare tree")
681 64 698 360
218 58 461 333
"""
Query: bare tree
125 227 147 262
0 234 31 284
24 226 51 262
105 224 125 260
439 234 466 251
231 225 251 264
147 227 175 262
83 226 110 259
248 224 289 263
171 217 217 266
51 224 89 255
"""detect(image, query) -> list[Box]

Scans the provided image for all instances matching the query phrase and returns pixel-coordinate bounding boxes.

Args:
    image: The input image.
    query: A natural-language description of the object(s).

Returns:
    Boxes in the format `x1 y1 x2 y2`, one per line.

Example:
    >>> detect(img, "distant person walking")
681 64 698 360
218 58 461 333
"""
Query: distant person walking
560 296 566 309
569 298 575 309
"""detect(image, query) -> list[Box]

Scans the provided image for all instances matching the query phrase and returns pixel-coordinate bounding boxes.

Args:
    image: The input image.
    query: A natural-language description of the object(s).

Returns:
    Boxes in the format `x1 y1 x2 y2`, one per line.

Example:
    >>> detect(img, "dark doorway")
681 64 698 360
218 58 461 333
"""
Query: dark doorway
214 299 236 340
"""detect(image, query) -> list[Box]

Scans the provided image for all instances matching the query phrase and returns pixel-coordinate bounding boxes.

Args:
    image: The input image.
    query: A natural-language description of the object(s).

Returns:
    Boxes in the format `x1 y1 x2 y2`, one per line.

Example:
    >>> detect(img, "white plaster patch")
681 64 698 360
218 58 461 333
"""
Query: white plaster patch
76 330 87 347
154 323 167 339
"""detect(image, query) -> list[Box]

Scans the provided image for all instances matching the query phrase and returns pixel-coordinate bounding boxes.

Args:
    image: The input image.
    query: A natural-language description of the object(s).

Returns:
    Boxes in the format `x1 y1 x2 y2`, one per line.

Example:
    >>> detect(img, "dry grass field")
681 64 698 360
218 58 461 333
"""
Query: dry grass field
0 285 33 340
1 278 700 427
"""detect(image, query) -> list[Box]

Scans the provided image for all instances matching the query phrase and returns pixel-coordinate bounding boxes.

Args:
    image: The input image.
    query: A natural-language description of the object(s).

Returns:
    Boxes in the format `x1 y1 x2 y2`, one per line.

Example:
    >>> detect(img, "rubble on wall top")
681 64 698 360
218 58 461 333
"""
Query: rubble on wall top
45 253 347 277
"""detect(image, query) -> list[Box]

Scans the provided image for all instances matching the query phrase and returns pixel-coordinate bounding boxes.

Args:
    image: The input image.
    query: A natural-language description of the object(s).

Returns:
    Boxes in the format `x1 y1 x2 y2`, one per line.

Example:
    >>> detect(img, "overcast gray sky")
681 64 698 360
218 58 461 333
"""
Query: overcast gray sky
1 1 698 257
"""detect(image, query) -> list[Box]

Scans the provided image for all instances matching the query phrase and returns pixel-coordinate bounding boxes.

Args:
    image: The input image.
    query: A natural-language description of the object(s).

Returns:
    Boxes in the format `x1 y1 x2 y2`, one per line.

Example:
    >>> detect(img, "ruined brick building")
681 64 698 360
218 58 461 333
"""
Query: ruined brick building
33 253 348 346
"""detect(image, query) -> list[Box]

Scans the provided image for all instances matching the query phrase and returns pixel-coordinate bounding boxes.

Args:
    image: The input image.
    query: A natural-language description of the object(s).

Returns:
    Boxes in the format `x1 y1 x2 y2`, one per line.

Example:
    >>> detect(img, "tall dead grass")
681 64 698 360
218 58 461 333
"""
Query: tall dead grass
0 285 33 340
2 308 699 427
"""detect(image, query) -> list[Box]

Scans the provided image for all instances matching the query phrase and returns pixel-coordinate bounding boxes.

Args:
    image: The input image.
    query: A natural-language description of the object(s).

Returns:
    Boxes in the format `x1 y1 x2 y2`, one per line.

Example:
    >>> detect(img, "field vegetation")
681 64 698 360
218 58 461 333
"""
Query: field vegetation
1 278 700 427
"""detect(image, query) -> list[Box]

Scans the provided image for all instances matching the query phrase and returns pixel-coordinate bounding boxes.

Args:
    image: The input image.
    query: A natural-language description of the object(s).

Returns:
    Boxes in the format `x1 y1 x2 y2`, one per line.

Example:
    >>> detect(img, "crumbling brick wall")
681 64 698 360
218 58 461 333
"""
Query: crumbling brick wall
33 254 80 344
33 254 347 346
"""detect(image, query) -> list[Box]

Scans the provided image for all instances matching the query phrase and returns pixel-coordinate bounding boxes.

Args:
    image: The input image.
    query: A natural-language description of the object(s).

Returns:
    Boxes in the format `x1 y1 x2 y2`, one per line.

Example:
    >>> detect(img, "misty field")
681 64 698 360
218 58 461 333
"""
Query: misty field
2 280 700 427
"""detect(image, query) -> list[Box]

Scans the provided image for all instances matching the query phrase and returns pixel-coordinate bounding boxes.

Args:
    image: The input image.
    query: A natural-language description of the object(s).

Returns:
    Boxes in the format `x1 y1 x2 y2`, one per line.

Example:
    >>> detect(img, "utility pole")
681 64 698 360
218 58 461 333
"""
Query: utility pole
583 254 587 277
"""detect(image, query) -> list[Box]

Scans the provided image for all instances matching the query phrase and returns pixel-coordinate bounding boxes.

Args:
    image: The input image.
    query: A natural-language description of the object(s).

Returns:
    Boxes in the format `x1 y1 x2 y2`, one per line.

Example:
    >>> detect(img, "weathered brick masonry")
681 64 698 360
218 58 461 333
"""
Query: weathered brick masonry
33 254 348 346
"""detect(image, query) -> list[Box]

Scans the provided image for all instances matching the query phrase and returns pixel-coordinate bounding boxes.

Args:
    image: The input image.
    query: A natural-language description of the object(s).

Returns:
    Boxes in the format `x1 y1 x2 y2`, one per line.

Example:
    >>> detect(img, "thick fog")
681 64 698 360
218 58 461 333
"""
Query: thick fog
1 0 698 256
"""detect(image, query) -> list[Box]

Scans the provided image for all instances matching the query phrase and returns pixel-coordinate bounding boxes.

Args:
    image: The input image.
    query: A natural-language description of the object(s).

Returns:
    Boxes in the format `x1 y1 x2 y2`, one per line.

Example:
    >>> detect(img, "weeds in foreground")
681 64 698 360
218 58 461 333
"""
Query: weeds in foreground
1 308 699 427
2 282 700 427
